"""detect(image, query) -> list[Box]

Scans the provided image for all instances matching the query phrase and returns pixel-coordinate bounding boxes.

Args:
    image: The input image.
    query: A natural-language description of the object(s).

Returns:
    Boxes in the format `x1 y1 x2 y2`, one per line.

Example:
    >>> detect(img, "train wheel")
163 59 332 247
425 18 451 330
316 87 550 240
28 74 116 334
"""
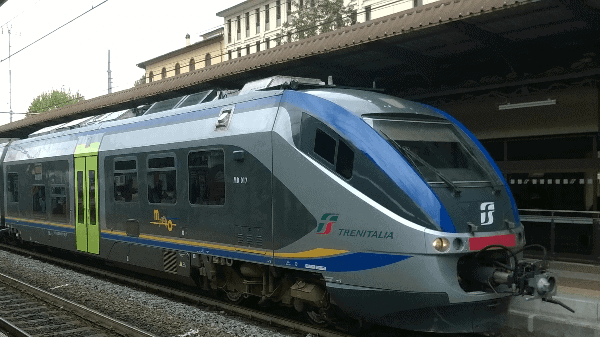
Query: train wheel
224 291 245 304
306 310 328 327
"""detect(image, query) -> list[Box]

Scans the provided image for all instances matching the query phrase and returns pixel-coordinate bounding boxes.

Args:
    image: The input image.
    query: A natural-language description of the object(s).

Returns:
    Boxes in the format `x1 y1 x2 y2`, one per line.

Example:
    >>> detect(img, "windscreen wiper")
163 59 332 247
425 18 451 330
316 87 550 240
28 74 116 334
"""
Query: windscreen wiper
381 131 461 197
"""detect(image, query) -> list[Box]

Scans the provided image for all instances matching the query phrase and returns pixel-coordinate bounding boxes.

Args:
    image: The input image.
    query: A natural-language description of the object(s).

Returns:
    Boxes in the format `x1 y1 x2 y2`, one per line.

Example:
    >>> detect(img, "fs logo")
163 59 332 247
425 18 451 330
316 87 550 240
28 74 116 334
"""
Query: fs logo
316 213 339 235
480 202 495 226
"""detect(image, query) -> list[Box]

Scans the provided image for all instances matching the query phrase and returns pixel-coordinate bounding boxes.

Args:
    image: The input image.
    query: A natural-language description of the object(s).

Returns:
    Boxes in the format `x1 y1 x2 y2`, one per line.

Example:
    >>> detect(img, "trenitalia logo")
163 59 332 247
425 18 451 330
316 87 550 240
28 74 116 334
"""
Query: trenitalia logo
316 213 339 235
480 202 495 226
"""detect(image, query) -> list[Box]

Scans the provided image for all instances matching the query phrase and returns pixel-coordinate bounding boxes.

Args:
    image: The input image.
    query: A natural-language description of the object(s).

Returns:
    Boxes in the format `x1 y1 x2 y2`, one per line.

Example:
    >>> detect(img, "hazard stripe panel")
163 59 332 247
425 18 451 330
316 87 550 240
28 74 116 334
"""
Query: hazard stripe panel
469 234 516 251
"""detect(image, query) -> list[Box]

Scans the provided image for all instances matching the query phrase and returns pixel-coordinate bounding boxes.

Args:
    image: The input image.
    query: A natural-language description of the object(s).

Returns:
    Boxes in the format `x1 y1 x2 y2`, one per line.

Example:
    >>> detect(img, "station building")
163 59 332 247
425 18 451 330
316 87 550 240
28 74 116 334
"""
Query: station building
216 0 439 60
136 28 224 84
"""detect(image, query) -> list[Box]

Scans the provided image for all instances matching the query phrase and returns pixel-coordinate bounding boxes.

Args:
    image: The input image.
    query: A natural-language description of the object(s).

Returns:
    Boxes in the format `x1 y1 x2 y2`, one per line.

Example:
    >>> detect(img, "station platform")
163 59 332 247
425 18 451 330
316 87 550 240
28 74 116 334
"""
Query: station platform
506 261 600 336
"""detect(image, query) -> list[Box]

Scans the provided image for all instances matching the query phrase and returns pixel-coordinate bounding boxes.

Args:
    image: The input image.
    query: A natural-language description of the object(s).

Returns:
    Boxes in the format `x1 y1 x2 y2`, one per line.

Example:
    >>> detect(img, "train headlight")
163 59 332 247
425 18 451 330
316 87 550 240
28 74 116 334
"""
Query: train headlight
432 237 450 252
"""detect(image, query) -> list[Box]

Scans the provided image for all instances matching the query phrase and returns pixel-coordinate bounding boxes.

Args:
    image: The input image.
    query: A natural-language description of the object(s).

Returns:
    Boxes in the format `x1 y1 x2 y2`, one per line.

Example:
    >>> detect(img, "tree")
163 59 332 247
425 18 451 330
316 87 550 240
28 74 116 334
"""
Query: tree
27 89 85 116
134 74 147 87
282 0 355 41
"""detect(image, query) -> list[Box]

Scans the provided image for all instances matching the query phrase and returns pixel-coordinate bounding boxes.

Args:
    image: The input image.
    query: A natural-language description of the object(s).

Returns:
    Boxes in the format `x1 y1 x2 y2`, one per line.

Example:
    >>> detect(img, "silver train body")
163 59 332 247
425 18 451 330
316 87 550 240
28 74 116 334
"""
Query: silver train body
0 77 528 333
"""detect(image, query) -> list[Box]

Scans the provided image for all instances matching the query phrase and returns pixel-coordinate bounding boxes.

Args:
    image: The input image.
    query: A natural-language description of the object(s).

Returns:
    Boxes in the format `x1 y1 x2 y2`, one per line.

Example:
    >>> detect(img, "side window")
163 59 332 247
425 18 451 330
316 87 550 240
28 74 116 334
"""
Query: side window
312 127 355 179
48 165 68 221
189 150 225 205
7 173 18 203
147 155 176 204
50 186 67 220
114 158 138 203
314 129 336 165
336 140 354 179
32 185 46 215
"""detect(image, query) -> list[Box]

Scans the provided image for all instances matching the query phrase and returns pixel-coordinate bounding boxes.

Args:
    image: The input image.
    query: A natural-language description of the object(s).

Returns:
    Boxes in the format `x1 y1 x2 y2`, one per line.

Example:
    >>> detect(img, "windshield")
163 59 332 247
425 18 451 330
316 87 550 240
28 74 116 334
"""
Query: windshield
365 118 499 185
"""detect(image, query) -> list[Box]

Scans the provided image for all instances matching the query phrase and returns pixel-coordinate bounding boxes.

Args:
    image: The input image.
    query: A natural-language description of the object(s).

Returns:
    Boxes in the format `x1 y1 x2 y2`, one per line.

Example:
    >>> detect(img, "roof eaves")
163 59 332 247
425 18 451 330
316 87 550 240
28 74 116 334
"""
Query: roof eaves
0 0 535 138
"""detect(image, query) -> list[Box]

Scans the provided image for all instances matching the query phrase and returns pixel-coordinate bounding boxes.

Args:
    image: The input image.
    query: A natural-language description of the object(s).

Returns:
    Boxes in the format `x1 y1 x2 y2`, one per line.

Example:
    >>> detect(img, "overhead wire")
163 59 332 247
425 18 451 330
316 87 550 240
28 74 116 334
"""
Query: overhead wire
0 0 108 63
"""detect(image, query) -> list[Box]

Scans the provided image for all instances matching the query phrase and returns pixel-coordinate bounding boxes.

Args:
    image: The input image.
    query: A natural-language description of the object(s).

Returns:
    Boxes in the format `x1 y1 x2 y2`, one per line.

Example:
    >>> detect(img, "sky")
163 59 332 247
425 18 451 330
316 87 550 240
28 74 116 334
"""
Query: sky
0 0 241 125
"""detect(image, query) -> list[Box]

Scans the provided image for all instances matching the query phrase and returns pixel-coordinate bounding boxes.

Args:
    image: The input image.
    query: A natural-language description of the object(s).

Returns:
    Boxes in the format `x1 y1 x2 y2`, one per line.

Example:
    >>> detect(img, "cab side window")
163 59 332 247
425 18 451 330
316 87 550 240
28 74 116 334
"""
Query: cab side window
306 114 354 180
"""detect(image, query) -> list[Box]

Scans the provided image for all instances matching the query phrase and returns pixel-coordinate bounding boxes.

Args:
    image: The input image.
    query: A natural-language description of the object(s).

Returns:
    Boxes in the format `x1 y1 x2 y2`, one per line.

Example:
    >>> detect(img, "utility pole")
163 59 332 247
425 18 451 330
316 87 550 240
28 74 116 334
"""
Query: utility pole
8 27 12 122
107 50 112 94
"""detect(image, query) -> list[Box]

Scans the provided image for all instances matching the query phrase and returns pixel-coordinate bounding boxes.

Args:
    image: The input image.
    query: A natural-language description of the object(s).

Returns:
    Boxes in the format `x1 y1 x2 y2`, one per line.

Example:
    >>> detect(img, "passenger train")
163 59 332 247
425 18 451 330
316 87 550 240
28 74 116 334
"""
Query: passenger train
0 76 565 333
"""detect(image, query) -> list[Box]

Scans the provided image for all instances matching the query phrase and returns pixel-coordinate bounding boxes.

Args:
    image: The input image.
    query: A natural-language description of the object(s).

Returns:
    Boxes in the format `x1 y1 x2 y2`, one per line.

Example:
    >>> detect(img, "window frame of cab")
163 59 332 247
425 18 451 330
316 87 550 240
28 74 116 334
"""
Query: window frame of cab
300 112 355 180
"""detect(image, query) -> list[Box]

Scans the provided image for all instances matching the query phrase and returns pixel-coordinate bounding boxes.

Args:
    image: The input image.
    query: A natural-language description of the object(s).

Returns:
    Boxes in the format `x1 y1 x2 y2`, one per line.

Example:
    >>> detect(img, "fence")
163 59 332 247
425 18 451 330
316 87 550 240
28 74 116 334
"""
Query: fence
519 209 600 264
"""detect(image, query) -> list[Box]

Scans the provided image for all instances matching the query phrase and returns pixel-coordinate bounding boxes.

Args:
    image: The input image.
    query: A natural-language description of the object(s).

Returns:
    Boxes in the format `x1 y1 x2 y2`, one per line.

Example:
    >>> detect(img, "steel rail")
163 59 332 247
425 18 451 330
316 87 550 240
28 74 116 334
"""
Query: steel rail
0 243 352 337
0 316 30 337
0 268 156 337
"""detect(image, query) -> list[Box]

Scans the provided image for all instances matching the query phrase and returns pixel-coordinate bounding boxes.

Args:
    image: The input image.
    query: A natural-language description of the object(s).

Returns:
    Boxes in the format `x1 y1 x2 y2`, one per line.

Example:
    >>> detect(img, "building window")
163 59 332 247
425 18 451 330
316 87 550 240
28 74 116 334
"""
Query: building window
276 1 281 27
255 8 260 34
256 40 261 52
228 50 232 60
227 19 232 43
276 34 281 46
351 10 357 25
287 32 292 43
189 150 225 205
246 44 250 55
149 71 153 83
265 37 270 49
7 173 18 203
189 58 195 71
413 0 422 7
147 155 177 204
237 47 241 58
114 158 138 203
299 0 304 7
286 0 291 21
365 6 371 21
161 67 166 79
175 63 180 75
245 12 250 37
237 15 241 40
265 4 270 31
205 53 211 66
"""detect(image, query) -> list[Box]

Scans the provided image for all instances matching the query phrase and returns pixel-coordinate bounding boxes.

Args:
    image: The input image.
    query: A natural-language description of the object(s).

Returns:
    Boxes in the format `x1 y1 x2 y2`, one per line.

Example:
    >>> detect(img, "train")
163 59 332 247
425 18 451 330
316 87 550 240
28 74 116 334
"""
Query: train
0 76 565 333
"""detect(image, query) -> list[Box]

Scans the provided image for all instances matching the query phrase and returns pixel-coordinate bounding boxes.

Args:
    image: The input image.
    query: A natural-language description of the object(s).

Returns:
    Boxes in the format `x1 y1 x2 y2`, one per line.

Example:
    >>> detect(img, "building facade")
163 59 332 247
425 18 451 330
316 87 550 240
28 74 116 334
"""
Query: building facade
136 28 224 83
216 0 438 60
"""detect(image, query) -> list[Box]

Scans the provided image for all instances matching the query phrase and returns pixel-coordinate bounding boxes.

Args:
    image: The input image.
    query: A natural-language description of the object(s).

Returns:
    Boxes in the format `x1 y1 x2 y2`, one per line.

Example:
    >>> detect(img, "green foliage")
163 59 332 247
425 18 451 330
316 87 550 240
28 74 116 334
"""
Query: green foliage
282 0 355 41
134 74 147 87
27 89 85 115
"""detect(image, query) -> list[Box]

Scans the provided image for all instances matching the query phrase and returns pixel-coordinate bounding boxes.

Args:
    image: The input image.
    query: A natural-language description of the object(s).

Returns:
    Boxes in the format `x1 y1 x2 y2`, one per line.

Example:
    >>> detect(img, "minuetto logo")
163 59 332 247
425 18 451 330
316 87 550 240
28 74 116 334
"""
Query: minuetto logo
316 213 339 235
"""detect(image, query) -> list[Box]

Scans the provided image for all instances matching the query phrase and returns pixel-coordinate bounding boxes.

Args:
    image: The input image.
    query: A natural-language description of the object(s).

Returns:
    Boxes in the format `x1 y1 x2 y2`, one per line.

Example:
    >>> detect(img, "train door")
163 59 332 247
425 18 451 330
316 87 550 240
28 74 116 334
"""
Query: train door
74 141 100 254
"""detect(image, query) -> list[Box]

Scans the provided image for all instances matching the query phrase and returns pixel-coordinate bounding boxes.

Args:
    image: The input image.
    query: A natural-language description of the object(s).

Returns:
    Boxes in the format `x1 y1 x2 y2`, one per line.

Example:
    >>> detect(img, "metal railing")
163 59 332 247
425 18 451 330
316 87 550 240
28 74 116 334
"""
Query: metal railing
519 209 600 264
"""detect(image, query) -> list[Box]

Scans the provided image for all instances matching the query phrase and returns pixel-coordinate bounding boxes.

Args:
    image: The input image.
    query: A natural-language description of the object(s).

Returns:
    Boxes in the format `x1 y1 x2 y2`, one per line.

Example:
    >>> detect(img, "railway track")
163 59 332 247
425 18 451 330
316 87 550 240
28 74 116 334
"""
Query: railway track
0 270 155 337
0 243 355 337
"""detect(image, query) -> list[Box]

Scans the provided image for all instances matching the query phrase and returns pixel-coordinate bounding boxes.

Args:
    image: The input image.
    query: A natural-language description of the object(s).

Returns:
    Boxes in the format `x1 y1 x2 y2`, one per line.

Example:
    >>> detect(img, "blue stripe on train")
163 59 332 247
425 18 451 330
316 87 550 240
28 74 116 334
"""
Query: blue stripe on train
6 219 411 273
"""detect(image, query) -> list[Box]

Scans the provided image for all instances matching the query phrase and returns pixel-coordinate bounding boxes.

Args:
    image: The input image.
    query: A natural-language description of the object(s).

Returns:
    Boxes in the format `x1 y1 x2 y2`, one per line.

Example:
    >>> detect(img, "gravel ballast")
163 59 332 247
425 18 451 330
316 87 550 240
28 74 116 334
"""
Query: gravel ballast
0 248 308 337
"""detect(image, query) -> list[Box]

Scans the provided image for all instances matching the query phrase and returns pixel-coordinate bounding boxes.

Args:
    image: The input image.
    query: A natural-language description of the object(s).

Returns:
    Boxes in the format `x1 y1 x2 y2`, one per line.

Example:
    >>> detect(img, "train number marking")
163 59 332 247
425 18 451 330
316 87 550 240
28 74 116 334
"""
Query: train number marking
233 176 248 184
